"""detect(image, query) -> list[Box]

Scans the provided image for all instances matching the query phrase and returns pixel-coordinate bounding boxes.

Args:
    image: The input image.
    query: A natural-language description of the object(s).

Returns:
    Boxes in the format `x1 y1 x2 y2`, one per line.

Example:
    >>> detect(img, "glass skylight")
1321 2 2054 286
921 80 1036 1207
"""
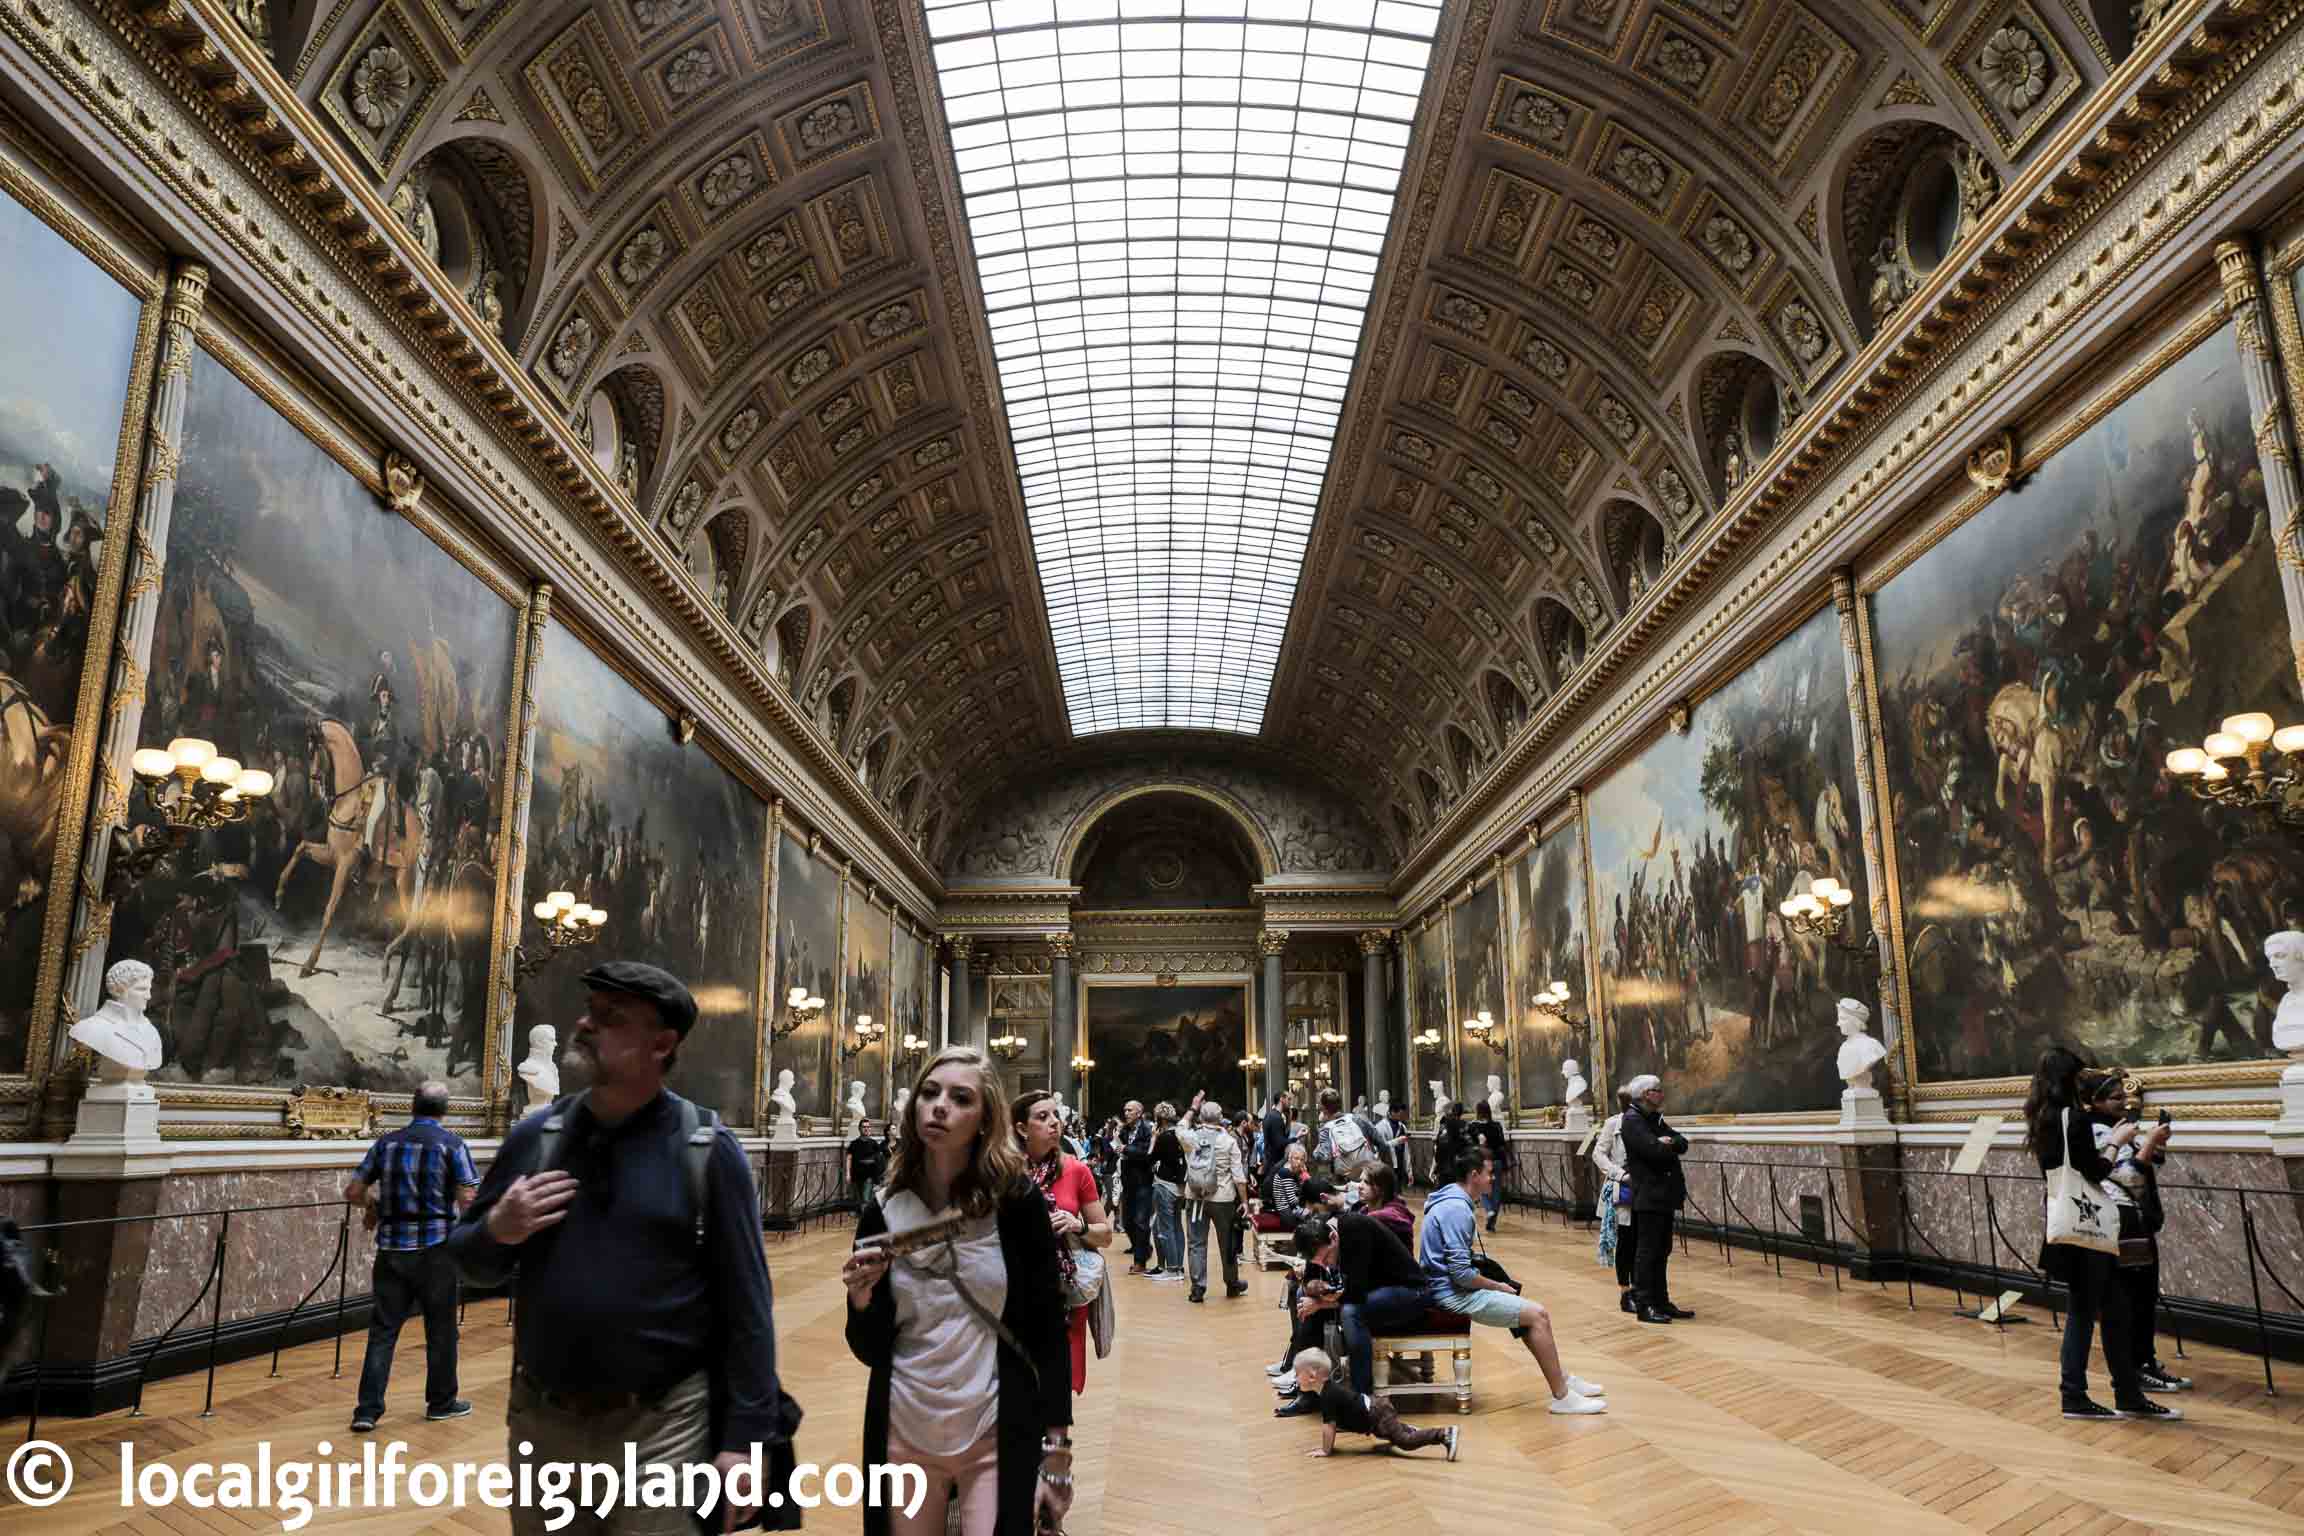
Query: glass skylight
924 0 1442 734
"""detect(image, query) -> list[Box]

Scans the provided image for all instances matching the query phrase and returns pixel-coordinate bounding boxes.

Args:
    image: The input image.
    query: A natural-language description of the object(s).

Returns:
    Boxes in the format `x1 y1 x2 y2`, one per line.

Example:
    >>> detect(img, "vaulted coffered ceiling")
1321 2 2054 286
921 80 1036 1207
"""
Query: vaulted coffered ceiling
265 0 2129 871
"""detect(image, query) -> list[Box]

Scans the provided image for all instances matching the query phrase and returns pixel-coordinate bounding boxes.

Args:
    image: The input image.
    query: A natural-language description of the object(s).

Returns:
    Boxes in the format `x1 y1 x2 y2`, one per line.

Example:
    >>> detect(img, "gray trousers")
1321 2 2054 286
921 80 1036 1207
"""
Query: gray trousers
507 1369 713 1536
1186 1198 1242 1292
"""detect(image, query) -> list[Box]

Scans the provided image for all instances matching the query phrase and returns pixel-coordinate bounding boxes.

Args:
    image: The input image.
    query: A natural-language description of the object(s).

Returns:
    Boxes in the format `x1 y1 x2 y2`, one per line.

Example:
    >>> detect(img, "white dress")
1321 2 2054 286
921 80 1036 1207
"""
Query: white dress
881 1188 1008 1455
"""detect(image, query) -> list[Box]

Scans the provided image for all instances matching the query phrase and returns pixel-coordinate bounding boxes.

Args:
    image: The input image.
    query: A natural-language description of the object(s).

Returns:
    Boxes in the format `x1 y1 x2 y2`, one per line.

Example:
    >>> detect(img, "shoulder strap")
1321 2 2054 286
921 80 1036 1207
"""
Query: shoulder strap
679 1097 719 1251
533 1090 590 1175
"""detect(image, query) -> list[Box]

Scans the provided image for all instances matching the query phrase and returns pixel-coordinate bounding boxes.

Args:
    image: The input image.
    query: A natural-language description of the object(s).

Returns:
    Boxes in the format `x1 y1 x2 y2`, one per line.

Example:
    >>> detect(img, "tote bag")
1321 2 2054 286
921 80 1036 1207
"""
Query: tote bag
2043 1108 2119 1256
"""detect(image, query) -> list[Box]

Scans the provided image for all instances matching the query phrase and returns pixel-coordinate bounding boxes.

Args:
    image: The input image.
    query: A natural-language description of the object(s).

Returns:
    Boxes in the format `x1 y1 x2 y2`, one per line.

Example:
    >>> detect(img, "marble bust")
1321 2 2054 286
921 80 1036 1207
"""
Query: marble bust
1561 1059 1589 1106
1484 1074 1506 1115
844 1079 867 1134
69 960 162 1086
1835 997 1889 1089
515 1024 560 1103
1427 1079 1445 1117
1374 1089 1391 1120
2268 930 2304 1055
770 1069 798 1143
891 1087 910 1142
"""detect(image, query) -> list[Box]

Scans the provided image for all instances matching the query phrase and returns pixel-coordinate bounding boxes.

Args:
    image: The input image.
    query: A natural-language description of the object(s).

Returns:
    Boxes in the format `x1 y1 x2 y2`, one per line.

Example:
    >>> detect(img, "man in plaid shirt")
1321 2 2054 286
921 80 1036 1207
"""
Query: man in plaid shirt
343 1082 478 1432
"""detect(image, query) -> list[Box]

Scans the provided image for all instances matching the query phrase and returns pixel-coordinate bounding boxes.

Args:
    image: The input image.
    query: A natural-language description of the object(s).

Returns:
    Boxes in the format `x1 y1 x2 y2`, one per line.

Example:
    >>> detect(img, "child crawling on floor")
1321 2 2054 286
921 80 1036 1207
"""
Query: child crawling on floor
1291 1348 1460 1461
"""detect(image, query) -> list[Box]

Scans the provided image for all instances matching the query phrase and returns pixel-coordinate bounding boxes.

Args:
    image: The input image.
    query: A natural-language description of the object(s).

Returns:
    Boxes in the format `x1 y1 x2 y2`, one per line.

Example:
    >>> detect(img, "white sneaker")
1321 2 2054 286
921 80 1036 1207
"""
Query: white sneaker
1443 1426 1460 1462
1549 1390 1606 1416
1265 1362 1293 1378
1568 1375 1605 1398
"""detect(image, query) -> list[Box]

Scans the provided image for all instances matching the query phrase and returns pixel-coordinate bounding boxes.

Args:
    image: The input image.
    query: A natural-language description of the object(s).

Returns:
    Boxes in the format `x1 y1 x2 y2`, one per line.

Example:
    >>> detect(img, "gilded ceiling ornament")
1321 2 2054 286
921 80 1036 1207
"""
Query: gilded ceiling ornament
1462 467 1502 502
455 86 502 123
1359 529 1396 557
1570 219 1620 263
1596 394 1637 445
548 315 595 382
382 451 424 516
765 273 809 317
616 227 668 288
701 153 759 210
1470 605 1501 638
866 300 918 339
388 177 437 262
1335 605 1366 630
665 45 722 99
1978 25 2050 115
914 438 955 468
1700 212 1754 273
1435 524 1468 551
1653 465 1694 524
745 590 776 635
550 54 620 152
349 45 414 132
719 407 762 454
799 99 859 150
947 535 982 560
787 346 833 389
1607 144 1668 202
1955 146 2001 220
847 474 887 510
1497 385 1536 420
1393 432 1436 464
1437 293 1491 331
1552 264 1599 306
667 479 704 534
1757 30 1828 135
816 391 858 428
1654 36 1708 89
792 525 826 561
1775 299 1826 366
1489 182 1536 251
1572 577 1605 623
833 423 870 456
869 505 905 536
744 227 794 274
1519 334 1569 382
633 0 696 30
1419 561 1455 592
1522 516 1559 556
1485 417 1522 449
1505 90 1568 147
1965 428 2018 494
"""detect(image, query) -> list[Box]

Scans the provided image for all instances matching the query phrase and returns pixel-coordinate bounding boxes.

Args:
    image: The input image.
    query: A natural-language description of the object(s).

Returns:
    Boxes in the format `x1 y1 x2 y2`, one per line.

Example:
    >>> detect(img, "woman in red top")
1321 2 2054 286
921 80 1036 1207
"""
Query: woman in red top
1014 1090 1113 1393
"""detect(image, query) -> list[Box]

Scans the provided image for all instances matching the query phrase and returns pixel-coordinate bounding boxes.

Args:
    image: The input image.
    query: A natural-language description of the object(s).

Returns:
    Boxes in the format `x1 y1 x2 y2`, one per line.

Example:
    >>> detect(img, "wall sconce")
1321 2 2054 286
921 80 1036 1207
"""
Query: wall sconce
1461 1010 1499 1046
840 1014 884 1061
899 1031 930 1065
772 985 826 1041
1778 878 1883 972
1530 979 1585 1028
990 1031 1026 1061
1412 1027 1444 1055
1238 1051 1267 1073
2166 710 2304 824
1069 1053 1096 1074
514 889 606 983
108 738 275 897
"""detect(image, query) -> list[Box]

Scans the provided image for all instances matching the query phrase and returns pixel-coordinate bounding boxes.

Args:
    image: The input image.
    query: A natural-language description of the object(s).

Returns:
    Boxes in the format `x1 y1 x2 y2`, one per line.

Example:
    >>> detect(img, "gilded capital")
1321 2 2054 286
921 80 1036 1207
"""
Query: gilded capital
1831 566 1857 614
163 259 212 330
2215 237 2260 312
948 935 975 961
1258 927 1290 957
1047 932 1076 960
1356 928 1391 956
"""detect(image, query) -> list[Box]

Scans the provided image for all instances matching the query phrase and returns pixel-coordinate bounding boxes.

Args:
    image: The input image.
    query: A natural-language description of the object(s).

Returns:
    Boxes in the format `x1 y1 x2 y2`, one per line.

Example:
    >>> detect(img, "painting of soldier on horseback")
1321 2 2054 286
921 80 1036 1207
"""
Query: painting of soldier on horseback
0 196 144 1077
1510 826 1589 1111
1589 611 1863 1115
98 350 514 1093
1872 324 2303 1081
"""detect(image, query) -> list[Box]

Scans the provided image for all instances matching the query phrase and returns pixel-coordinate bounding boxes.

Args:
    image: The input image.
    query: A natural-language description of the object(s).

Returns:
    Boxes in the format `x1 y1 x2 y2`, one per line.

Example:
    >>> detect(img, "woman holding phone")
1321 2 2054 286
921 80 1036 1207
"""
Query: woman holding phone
843 1047 1075 1536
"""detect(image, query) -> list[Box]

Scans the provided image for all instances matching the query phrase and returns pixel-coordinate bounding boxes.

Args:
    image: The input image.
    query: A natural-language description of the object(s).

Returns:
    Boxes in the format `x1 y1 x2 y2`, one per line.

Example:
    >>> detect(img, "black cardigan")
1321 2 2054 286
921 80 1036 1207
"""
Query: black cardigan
845 1184 1072 1536
1620 1105 1688 1213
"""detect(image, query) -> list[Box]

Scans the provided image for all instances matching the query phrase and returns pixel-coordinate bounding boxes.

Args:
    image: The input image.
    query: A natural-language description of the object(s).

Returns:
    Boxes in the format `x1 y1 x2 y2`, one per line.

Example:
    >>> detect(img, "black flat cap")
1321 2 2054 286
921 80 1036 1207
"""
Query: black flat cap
579 960 698 1035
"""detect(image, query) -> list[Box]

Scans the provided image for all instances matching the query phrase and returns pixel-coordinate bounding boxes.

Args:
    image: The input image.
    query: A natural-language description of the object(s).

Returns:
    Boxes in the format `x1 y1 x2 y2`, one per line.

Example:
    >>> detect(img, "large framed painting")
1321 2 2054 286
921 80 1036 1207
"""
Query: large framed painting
988 973 1051 1094
1512 824 1589 1111
1590 609 1863 1115
518 621 765 1123
841 889 891 1120
1084 983 1248 1119
1411 918 1447 1116
0 195 149 1077
1283 971 1342 1105
771 828 840 1119
1870 318 2299 1081
890 920 925 1097
104 344 517 1095
1451 879 1506 1115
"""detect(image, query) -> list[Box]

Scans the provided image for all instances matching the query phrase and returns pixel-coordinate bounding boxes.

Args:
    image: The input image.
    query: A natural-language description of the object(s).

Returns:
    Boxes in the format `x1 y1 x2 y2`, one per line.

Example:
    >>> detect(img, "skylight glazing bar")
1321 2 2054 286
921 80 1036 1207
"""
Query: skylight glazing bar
923 0 1441 735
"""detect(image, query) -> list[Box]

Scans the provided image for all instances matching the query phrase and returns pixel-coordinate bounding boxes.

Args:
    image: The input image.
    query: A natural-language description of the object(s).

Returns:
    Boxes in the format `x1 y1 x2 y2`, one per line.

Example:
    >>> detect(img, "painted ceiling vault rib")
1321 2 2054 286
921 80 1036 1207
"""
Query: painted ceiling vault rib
923 0 1442 735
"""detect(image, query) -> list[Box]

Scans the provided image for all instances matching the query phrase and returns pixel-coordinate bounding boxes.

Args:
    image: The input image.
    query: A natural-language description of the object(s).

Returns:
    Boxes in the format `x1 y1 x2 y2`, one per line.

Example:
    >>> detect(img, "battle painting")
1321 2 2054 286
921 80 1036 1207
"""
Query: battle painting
1873 325 2298 1080
771 828 839 1119
0 196 142 1075
1512 827 1590 1111
889 920 924 1095
1452 879 1507 1114
102 351 515 1094
1084 984 1248 1121
1412 920 1447 1114
841 892 891 1120
519 624 764 1122
1590 610 1862 1115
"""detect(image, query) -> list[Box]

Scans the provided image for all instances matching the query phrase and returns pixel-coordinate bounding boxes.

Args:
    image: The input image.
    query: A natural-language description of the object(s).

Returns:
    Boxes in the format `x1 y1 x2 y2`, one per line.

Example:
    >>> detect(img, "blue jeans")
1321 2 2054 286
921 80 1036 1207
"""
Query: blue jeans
1341 1285 1429 1395
1153 1183 1184 1270
1124 1177 1154 1263
1482 1183 1501 1222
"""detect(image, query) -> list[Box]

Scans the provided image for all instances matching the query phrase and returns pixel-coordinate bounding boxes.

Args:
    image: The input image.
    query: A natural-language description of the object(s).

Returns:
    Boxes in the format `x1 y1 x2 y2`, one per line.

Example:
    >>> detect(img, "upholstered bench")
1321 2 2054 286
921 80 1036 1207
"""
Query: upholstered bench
1251 1210 1296 1271
1371 1307 1473 1415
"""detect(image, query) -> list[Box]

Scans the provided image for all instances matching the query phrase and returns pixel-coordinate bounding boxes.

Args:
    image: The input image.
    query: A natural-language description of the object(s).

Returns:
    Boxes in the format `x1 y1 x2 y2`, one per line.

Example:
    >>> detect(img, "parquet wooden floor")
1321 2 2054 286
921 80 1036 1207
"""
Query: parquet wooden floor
8 1208 2304 1534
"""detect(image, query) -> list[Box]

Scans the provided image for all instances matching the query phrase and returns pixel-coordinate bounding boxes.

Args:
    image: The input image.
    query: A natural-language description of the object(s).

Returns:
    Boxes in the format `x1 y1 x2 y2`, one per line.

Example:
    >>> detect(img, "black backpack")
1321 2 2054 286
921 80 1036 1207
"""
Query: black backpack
532 1090 719 1249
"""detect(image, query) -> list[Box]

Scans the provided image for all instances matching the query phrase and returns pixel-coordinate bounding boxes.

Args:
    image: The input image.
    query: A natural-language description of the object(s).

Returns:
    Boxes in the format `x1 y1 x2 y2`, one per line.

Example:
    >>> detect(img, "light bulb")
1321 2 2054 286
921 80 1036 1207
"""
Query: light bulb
2276 726 2304 755
533 901 556 920
1829 884 1854 907
233 768 274 798
2165 747 2207 775
168 737 215 770
788 986 806 1006
2201 762 2230 782
200 755 242 785
2204 731 2246 759
1811 877 1841 900
2224 712 2276 745
545 890 574 911
131 748 174 779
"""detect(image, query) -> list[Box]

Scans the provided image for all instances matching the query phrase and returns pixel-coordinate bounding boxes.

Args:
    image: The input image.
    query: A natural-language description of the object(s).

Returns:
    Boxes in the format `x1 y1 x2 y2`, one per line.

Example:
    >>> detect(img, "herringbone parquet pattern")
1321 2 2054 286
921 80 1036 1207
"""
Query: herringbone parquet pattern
8 1208 2304 1533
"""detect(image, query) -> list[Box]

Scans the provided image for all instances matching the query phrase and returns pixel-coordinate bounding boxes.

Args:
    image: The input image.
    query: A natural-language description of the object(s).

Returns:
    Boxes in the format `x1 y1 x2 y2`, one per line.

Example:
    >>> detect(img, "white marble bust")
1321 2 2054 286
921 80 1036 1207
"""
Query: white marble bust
844 1079 867 1134
515 1024 560 1102
1483 1074 1506 1115
770 1069 798 1141
70 960 162 1085
891 1087 911 1142
1427 1079 1445 1116
1561 1059 1589 1106
1374 1089 1391 1120
1835 997 1889 1088
2268 930 2304 1055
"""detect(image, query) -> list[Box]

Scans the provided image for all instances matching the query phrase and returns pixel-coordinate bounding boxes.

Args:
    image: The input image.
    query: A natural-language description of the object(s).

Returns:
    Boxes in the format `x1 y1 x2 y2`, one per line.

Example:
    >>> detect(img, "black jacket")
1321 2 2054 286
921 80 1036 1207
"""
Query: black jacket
1333 1212 1425 1301
1620 1105 1688 1213
845 1184 1071 1536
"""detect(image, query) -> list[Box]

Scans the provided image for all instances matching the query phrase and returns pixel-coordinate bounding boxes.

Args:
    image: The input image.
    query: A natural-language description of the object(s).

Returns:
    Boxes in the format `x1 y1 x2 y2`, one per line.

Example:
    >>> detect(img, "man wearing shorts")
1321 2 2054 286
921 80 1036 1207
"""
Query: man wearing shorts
1417 1149 1607 1415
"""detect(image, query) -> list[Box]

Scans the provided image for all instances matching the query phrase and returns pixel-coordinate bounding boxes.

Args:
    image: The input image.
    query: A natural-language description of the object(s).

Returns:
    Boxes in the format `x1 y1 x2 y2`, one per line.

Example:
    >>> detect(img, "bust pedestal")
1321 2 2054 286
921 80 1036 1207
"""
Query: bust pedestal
1840 1085 1889 1128
69 1078 161 1152
1563 1103 1592 1136
771 1113 799 1146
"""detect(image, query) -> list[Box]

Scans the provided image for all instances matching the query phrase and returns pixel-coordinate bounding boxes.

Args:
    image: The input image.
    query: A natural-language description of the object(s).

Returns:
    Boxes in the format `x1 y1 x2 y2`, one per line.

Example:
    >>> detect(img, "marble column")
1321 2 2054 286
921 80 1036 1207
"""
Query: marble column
2214 239 2304 690
1049 934 1075 1103
1829 569 1909 1111
948 936 974 1049
1358 929 1390 1105
1259 928 1289 1105
60 260 211 1037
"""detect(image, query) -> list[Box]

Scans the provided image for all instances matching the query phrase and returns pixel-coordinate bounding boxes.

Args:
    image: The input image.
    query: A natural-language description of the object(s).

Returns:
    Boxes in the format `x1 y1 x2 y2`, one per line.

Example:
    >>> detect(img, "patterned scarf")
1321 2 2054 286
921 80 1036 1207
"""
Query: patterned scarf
1027 1150 1080 1296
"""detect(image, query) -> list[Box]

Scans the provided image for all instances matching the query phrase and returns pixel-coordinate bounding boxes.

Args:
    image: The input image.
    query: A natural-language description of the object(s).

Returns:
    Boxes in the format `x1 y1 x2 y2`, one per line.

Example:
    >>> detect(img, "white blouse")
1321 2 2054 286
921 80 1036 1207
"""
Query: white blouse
1591 1112 1627 1182
881 1189 1009 1456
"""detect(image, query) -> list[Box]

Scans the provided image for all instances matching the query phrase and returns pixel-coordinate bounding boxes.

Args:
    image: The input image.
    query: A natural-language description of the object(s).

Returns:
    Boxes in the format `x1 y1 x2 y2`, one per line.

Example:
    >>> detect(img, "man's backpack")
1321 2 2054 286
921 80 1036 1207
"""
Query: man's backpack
533 1090 721 1249
1184 1126 1228 1200
1327 1114 1380 1177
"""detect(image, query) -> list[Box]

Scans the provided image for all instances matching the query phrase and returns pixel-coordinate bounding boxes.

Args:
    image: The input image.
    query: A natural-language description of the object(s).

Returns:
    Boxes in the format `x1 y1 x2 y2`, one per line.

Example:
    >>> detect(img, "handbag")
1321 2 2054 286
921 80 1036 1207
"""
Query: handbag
2043 1108 2119 1256
1063 1240 1106 1308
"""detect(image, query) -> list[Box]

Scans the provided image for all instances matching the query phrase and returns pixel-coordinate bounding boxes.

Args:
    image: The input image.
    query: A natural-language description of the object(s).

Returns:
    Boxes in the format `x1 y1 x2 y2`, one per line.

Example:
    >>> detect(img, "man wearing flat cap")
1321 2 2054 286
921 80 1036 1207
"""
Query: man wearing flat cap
448 961 789 1533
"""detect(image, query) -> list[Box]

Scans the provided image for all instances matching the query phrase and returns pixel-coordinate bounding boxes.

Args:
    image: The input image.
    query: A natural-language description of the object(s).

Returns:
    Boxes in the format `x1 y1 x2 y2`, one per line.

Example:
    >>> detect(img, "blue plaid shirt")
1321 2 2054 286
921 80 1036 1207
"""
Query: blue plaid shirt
355 1118 478 1251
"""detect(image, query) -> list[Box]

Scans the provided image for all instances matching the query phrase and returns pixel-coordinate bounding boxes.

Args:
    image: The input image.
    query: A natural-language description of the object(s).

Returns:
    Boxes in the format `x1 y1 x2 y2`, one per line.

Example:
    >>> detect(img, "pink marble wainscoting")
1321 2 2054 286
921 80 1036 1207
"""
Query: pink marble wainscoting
131 1168 373 1342
1900 1144 2304 1317
1677 1140 1839 1240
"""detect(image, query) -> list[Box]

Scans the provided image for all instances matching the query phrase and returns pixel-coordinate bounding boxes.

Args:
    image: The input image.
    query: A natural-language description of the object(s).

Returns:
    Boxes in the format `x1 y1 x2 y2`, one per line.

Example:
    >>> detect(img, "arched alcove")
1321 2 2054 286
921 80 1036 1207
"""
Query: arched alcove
593 363 664 506
1484 669 1530 740
1416 767 1445 820
891 773 920 825
860 731 892 790
1391 804 1418 850
1533 596 1587 683
401 137 539 341
1600 499 1670 608
1446 723 1484 786
692 509 749 614
1068 790 1260 909
824 675 858 748
1693 351 1791 500
773 604 813 689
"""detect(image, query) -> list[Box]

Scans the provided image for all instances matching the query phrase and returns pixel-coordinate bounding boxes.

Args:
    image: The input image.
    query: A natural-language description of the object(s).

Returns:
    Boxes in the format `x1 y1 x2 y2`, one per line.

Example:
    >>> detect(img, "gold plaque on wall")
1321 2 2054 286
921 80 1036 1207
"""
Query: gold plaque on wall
285 1086 374 1140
